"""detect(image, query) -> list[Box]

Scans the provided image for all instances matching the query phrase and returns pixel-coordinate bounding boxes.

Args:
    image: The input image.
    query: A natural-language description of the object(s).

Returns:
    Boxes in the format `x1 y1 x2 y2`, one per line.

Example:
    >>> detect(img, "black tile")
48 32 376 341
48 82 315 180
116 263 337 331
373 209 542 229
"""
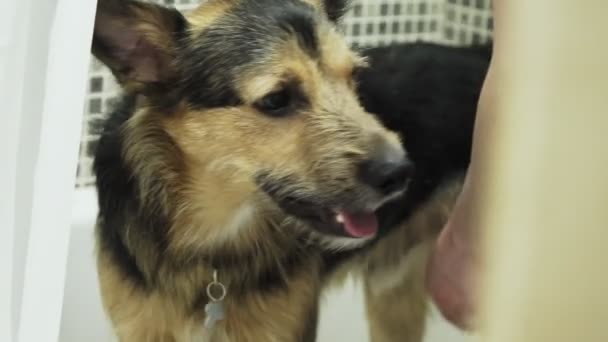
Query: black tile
447 9 455 21
89 98 101 114
106 97 118 111
391 22 400 34
417 21 425 32
379 22 387 34
352 23 360 36
393 3 401 15
459 30 467 43
86 139 99 158
90 77 103 93
472 33 482 44
380 3 388 16
405 21 412 33
89 117 106 136
461 13 469 24
474 15 482 27
366 23 374 34
445 26 454 40
419 3 427 14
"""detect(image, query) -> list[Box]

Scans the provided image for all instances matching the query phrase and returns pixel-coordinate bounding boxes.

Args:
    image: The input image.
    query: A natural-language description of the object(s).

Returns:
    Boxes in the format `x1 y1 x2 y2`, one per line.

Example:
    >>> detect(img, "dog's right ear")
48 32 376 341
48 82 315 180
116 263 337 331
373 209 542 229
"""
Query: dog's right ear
92 0 187 92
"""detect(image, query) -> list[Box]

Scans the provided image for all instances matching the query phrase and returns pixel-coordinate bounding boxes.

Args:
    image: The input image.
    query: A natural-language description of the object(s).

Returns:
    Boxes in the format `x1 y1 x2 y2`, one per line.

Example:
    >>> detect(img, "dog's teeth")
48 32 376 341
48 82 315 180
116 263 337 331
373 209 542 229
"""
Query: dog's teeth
335 214 344 223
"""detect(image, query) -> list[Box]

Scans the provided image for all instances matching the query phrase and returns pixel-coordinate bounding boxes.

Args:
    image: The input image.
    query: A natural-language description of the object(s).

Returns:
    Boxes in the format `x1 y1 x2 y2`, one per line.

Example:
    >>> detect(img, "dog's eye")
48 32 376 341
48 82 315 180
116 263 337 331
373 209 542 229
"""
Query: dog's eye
255 89 292 116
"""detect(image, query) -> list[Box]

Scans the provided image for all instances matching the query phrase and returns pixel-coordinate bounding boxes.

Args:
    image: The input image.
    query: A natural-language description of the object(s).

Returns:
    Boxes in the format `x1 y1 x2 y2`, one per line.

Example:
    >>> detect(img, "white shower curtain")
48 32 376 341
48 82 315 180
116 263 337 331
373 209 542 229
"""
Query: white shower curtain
0 0 97 341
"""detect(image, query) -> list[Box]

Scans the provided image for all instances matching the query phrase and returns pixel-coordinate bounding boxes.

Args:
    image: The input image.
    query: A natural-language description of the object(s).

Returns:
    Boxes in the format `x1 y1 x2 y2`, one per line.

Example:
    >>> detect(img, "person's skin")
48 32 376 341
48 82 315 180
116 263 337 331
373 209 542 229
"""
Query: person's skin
425 1 505 330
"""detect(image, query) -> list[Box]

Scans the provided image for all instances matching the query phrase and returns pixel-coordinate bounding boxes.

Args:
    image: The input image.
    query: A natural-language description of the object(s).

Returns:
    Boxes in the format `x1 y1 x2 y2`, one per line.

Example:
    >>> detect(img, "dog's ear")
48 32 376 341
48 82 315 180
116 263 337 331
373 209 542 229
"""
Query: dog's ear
323 0 350 22
92 0 187 91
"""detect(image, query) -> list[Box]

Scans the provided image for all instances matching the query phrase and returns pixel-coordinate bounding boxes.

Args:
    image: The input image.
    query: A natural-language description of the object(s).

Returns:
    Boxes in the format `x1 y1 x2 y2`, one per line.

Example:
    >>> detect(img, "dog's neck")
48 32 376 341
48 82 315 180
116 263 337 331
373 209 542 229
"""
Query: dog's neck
142 198 319 308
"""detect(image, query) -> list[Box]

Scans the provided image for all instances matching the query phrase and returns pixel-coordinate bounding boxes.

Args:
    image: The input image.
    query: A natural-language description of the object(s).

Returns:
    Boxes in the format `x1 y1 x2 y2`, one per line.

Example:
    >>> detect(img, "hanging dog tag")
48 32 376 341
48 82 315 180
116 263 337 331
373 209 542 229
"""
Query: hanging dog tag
204 301 225 328
204 270 227 330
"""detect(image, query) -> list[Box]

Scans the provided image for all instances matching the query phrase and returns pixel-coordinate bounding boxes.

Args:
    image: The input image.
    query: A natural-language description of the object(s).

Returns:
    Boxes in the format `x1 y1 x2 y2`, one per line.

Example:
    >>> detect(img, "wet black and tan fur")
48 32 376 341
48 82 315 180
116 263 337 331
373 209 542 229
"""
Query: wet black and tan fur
92 0 490 341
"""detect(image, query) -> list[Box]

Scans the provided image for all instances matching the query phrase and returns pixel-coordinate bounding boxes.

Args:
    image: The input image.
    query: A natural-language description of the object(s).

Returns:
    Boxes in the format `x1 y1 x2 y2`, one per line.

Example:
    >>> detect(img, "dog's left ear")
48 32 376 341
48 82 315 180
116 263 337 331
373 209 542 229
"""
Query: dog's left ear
322 0 350 22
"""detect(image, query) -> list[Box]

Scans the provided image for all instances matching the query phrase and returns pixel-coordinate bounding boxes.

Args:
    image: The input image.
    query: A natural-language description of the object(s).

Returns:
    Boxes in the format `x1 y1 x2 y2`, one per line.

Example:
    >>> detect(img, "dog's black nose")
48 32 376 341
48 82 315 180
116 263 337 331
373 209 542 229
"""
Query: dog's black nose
358 144 413 195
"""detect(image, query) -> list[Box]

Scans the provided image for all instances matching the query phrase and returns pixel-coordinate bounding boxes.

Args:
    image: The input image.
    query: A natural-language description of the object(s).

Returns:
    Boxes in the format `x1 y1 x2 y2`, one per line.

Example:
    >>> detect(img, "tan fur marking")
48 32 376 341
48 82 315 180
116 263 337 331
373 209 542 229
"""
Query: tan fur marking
319 27 362 79
161 105 309 252
300 0 321 9
187 0 238 34
221 265 322 342
97 251 195 341
364 252 429 342
98 240 321 342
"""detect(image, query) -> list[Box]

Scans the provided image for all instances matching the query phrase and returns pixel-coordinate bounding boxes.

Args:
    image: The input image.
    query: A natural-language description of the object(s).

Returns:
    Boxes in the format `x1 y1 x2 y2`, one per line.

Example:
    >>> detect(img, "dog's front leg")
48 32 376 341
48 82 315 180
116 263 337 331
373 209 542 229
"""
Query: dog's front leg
362 243 431 342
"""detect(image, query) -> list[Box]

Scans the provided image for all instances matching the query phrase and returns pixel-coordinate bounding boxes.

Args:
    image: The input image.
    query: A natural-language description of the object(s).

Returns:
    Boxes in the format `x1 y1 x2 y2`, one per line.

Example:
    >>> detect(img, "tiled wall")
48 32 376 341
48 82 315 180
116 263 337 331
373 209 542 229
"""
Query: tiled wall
76 0 492 187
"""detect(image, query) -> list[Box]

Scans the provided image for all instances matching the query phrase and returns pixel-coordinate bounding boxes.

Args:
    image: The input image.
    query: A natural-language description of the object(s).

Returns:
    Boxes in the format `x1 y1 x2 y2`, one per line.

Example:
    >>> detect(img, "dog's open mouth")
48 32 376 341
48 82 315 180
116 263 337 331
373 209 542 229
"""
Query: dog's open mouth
256 173 403 239
333 210 378 238
274 194 384 239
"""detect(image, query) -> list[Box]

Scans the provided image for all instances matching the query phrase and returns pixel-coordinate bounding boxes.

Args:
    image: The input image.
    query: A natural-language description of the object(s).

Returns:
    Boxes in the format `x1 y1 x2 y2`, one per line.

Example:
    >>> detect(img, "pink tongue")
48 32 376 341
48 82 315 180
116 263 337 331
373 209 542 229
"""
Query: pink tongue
338 211 379 238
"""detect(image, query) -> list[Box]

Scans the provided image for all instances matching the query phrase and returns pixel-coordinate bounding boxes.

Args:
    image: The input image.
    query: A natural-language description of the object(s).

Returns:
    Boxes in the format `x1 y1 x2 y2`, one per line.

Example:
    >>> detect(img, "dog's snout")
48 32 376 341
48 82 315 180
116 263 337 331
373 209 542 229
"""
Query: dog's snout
358 142 413 195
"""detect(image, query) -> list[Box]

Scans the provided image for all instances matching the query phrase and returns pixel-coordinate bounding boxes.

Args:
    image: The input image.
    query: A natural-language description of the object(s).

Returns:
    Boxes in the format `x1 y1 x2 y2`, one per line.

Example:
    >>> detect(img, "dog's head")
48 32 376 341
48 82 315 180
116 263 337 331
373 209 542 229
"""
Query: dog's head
94 0 413 251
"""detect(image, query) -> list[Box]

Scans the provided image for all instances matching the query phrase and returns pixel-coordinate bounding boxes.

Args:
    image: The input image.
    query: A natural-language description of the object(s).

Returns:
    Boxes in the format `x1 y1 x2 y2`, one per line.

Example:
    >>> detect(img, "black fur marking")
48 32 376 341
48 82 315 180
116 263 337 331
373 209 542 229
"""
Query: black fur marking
94 96 147 287
177 0 318 108
233 0 318 55
360 42 490 234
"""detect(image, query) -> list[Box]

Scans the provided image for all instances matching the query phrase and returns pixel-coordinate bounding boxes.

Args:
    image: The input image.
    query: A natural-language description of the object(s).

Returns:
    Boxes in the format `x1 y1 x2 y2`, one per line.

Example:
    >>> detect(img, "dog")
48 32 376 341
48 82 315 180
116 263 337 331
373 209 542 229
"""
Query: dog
91 0 490 340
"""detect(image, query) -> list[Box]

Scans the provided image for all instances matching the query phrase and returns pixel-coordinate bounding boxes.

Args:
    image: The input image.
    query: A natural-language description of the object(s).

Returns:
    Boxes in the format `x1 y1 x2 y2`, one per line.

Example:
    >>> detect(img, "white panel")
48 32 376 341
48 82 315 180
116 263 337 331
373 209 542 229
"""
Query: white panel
16 0 98 341
0 50 16 342
0 0 17 47
0 0 33 339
